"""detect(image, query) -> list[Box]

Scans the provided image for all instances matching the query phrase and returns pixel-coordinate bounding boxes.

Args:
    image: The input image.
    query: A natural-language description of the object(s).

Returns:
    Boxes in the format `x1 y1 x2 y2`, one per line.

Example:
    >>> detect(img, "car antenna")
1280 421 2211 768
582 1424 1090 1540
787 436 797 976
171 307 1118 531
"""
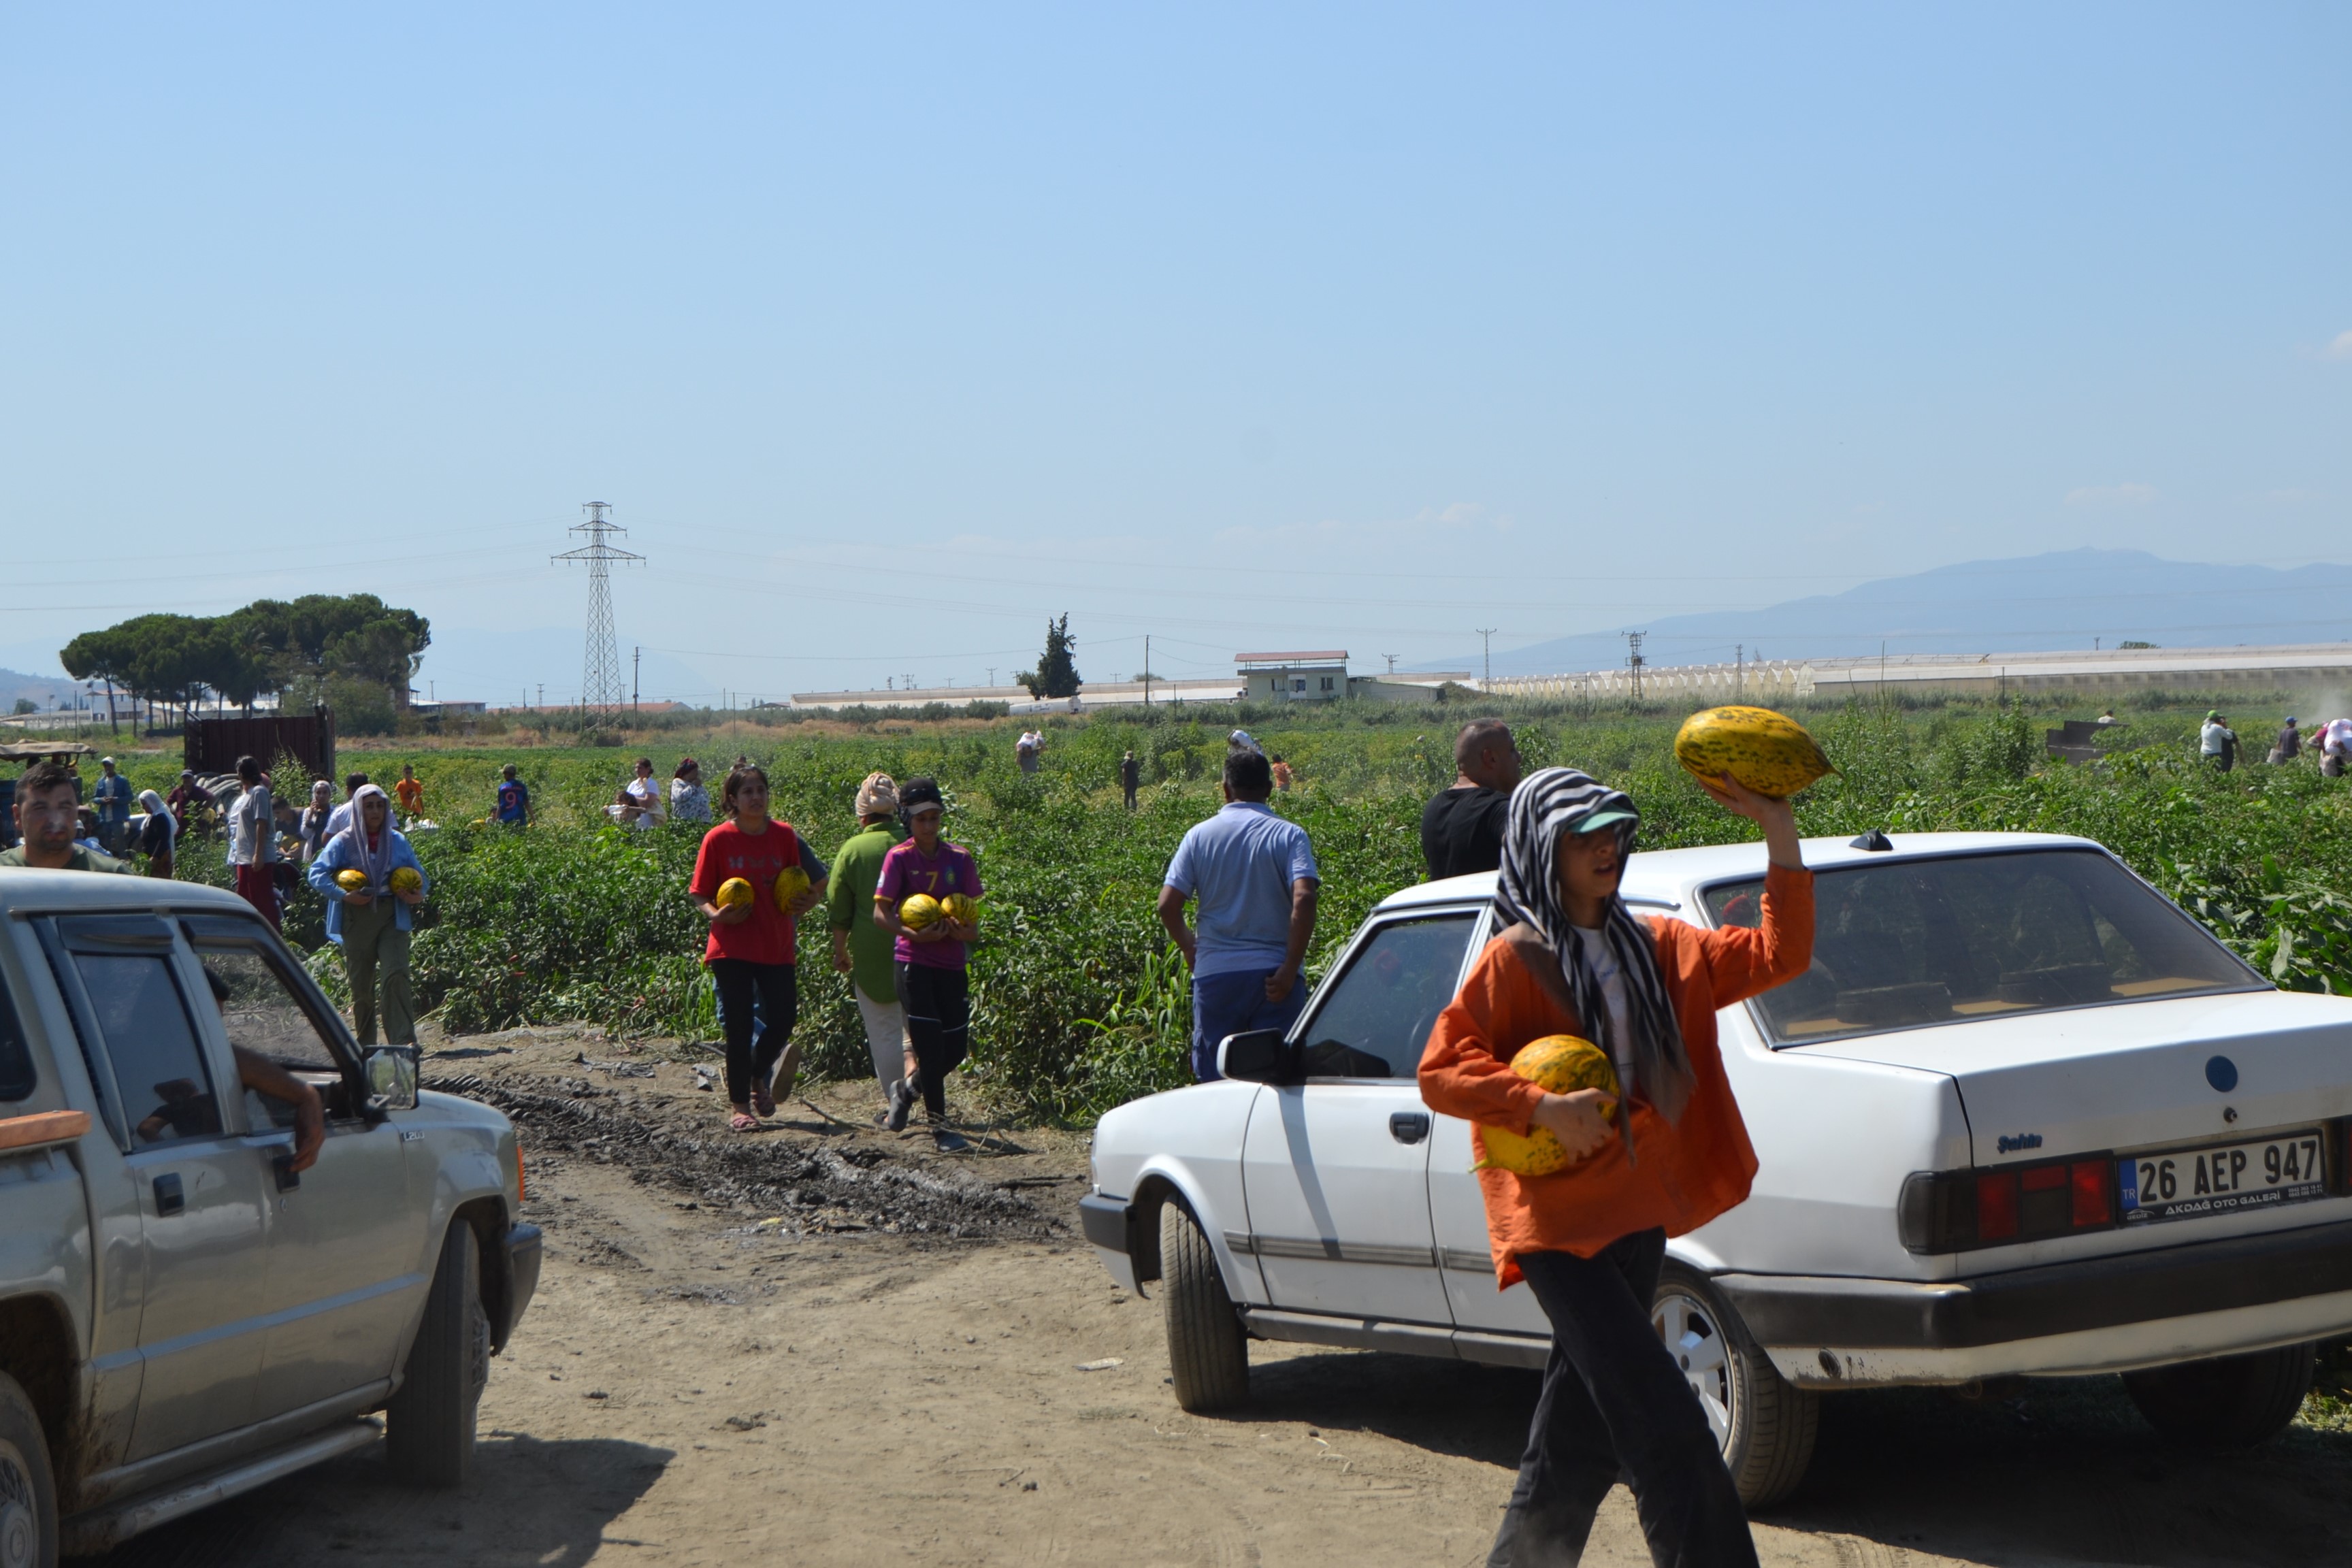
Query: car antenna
1849 829 1894 851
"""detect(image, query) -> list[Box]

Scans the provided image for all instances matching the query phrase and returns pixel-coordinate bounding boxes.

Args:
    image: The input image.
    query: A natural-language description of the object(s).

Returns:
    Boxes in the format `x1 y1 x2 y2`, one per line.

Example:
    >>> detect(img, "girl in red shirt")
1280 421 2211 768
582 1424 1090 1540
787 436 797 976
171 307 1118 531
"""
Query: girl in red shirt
690 765 828 1132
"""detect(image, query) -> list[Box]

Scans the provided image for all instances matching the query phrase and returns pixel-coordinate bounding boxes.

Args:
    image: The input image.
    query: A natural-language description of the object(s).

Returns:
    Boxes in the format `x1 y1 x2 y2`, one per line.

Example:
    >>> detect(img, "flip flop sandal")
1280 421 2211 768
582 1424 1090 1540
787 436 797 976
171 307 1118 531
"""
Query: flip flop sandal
752 1082 777 1117
729 1108 760 1133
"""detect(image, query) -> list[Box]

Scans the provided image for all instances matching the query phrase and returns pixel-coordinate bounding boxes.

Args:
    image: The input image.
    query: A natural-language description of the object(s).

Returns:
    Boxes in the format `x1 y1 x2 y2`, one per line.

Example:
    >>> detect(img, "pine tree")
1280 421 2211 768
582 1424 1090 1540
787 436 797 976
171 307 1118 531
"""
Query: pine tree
1019 614 1082 699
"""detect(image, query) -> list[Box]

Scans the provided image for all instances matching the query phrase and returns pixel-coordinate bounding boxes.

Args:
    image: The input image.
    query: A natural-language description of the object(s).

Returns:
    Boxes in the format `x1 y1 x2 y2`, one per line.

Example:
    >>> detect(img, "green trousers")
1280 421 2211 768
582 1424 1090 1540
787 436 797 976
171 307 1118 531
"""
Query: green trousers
341 897 416 1045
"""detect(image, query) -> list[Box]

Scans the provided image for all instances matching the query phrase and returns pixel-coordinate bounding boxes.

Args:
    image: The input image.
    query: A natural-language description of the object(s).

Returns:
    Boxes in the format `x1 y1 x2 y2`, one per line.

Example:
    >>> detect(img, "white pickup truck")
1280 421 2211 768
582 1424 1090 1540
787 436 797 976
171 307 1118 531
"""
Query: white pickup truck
0 868 539 1564
1084 832 2352 1505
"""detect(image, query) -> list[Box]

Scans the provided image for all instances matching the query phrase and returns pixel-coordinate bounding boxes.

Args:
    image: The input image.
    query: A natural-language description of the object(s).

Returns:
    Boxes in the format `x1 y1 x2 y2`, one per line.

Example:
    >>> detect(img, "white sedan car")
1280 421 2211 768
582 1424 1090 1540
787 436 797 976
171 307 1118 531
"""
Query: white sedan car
1083 831 2352 1505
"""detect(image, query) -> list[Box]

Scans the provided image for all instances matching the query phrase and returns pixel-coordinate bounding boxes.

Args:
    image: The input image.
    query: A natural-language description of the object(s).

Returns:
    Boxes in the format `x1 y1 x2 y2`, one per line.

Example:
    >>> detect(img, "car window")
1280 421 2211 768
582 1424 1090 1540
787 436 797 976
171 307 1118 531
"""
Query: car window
1297 913 1478 1078
196 950 342 1073
73 952 223 1145
1703 849 2260 1046
0 964 31 1102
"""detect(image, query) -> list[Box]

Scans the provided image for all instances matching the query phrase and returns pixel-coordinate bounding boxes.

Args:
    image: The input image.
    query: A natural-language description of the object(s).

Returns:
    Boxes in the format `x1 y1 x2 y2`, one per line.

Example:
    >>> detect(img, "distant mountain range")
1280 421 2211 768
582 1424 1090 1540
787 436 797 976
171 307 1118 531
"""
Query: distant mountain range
1445 550 2352 678
0 668 82 713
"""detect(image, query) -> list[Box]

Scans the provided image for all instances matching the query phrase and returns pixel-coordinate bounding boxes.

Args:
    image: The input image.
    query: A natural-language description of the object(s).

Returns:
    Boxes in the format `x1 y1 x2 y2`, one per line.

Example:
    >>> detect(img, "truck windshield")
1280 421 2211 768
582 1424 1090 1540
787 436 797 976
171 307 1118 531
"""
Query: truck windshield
1701 849 2260 1045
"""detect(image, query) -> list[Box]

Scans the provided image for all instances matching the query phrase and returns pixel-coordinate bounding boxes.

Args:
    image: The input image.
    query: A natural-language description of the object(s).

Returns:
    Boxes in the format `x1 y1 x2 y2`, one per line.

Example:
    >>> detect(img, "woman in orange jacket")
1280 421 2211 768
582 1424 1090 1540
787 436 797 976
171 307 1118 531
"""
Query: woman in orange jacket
1419 766 1813 1567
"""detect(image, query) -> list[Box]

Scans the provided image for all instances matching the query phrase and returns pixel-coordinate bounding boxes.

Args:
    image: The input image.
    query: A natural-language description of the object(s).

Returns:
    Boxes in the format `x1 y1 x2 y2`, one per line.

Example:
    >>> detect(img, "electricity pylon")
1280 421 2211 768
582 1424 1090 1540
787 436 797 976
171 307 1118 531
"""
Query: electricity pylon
554 502 644 719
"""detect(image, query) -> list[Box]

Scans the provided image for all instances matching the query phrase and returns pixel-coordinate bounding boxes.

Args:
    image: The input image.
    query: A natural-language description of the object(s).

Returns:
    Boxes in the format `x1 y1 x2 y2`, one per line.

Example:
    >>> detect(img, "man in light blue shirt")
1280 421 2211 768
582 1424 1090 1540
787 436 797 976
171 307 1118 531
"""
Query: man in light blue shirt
1158 750 1320 1081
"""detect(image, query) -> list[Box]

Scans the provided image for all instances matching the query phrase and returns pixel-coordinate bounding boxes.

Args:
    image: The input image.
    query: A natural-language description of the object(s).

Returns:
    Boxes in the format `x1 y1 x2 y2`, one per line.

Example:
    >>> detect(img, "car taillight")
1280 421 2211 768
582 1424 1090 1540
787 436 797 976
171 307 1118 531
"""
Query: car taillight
514 1137 527 1203
2070 1160 2109 1225
1976 1171 2019 1241
1901 1152 2118 1254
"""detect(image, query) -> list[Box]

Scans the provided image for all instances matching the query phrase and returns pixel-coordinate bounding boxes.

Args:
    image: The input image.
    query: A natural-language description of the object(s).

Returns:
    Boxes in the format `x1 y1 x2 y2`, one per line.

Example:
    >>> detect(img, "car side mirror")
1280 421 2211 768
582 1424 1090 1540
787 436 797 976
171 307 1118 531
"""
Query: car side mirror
1218 1029 1296 1085
364 1047 421 1113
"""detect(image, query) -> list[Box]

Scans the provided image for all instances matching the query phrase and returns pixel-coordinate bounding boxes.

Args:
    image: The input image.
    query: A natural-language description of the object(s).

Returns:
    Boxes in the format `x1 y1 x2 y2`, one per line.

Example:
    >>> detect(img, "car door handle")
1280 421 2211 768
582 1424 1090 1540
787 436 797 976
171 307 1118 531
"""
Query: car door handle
1389 1112 1430 1145
153 1172 184 1215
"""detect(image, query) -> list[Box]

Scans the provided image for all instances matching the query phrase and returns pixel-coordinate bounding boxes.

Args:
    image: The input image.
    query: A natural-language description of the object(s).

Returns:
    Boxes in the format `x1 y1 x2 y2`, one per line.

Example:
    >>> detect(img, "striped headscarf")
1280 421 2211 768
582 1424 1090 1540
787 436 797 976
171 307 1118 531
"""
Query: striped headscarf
1495 768 1693 1126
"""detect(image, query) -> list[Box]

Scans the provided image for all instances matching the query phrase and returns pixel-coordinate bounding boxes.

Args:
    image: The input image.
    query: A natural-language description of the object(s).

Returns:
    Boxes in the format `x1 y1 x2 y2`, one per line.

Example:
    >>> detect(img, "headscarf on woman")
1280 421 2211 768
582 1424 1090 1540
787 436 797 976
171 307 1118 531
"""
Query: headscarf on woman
136 789 176 855
336 783 401 892
855 771 899 819
300 779 334 861
1494 767 1693 1128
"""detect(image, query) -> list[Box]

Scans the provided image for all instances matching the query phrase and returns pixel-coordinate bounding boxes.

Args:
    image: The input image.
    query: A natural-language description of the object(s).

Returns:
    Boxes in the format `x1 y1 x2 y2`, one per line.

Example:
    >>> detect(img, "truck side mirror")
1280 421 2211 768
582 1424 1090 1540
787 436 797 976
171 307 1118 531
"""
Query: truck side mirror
365 1047 421 1113
1218 1029 1296 1085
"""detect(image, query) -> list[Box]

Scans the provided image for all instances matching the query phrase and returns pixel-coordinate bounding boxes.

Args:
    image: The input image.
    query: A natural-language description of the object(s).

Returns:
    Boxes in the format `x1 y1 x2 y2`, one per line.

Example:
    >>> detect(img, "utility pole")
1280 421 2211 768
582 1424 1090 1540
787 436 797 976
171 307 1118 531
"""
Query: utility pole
1143 636 1150 706
537 683 544 712
1624 631 1648 701
1383 653 1398 674
553 502 644 721
1734 644 1743 702
986 668 996 689
1475 629 1499 689
632 647 641 713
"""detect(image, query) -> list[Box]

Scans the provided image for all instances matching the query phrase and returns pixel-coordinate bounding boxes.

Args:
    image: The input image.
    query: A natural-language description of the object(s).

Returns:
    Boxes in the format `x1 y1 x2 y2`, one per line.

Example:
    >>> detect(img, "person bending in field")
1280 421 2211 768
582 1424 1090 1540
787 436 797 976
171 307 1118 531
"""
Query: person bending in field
135 789 178 879
1419 768 1812 1567
872 777 982 1149
309 785 429 1047
690 764 828 1132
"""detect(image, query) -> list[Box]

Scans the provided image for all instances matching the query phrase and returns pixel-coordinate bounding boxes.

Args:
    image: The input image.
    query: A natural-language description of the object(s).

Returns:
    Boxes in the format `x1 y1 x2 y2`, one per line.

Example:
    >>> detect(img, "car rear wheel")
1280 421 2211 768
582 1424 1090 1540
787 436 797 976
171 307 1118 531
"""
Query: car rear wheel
2123 1343 2315 1448
1652 1264 1817 1509
1160 1200 1249 1412
0 1371 56 1568
387 1220 490 1487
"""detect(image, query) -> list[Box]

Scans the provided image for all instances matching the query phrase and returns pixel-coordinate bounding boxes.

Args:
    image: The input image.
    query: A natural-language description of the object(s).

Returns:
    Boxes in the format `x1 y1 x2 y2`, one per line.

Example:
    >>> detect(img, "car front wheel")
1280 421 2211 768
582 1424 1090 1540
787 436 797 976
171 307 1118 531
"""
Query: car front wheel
387 1220 491 1487
2123 1343 2315 1448
1652 1264 1817 1509
0 1370 57 1568
1160 1200 1249 1412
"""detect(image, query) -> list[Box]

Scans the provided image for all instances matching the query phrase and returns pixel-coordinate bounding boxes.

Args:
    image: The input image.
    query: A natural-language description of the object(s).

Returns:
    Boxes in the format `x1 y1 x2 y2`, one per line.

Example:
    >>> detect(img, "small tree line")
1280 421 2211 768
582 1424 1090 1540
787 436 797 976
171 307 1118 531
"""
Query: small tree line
59 593 430 730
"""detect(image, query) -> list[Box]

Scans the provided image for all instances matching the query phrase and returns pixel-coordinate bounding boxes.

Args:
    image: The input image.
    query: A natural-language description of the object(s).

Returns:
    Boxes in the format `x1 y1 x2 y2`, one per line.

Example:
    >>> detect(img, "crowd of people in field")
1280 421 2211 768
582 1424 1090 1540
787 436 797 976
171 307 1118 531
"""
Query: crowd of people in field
5 705 2341 1563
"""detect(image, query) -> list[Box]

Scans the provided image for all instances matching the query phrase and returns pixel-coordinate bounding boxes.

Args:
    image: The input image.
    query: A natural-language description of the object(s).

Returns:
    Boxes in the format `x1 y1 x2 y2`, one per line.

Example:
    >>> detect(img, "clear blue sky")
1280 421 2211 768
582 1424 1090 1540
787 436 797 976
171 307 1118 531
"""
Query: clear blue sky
5 4 2347 700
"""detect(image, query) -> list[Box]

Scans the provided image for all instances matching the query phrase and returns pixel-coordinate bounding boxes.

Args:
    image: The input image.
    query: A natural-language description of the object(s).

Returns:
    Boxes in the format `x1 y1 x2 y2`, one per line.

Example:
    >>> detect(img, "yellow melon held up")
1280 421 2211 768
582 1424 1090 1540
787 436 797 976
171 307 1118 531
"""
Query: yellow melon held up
1673 706 1835 800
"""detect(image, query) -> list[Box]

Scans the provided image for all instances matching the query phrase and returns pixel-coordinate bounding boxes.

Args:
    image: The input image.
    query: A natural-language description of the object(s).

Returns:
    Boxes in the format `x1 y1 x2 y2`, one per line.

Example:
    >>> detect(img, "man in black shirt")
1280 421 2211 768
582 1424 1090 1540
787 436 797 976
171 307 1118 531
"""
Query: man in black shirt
1121 749 1141 811
1420 720 1523 880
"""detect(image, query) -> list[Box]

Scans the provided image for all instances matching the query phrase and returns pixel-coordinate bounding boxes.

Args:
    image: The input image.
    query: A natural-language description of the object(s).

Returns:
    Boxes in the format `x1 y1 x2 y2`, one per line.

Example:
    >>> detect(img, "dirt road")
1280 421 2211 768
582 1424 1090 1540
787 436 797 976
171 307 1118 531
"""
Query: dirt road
96 1028 2352 1567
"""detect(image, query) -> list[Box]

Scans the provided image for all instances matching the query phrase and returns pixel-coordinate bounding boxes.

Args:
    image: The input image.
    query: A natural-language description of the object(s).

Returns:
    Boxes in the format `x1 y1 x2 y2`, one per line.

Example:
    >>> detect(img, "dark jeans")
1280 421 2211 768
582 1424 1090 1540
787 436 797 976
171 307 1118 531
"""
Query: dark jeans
710 960 797 1106
1489 1230 1757 1568
1190 967 1307 1081
896 960 969 1120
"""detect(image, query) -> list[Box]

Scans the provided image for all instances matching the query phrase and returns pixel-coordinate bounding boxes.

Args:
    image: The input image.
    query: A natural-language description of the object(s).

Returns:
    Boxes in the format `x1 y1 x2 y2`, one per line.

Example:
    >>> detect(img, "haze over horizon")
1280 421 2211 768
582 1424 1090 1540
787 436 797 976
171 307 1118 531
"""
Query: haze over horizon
5 7 2348 702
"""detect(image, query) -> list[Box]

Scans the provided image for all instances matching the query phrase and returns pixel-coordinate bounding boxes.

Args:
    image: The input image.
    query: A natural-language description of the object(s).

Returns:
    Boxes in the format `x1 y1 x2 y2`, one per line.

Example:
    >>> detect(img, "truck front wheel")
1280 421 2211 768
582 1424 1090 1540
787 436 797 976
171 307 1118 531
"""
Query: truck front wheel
2123 1343 2315 1448
1160 1201 1249 1412
387 1220 490 1487
0 1369 58 1568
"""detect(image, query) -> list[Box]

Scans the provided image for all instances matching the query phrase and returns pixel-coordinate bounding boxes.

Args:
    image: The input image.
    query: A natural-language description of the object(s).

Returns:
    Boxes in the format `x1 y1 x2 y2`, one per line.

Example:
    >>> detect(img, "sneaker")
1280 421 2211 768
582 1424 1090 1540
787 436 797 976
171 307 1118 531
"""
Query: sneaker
885 1077 916 1132
932 1128 970 1153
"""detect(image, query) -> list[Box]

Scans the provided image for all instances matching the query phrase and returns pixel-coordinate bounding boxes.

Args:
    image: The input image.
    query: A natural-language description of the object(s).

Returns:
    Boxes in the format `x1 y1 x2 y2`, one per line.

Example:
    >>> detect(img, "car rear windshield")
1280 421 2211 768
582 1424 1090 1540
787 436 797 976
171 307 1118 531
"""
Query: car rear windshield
1701 849 2260 1046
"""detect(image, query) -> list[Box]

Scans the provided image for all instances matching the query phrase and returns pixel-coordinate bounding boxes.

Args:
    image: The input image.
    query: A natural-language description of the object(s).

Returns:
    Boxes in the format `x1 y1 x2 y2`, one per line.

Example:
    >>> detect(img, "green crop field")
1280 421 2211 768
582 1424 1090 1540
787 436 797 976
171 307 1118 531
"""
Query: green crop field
80 688 2352 1123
